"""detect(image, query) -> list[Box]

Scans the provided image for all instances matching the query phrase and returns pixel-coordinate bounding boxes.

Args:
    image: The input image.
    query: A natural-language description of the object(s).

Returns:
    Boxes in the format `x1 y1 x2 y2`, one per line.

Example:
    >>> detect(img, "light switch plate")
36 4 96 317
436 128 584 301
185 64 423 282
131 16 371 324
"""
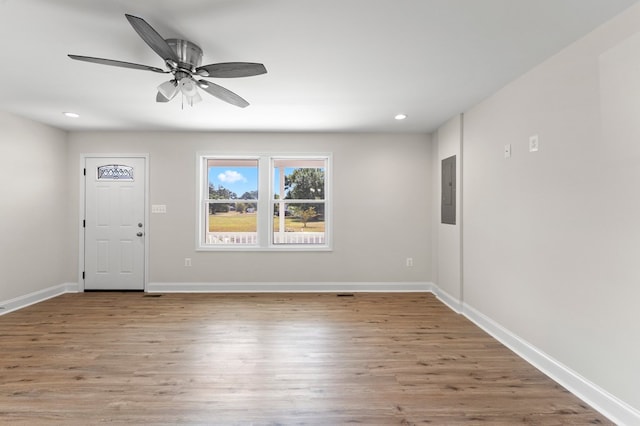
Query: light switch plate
529 135 539 152
152 204 167 214
504 144 511 158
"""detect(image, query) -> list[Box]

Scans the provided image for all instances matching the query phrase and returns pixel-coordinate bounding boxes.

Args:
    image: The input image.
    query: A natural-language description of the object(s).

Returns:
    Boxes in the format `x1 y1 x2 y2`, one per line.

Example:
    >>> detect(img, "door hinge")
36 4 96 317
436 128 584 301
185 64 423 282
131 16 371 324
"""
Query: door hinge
82 220 85 228
83 168 86 176
82 271 85 280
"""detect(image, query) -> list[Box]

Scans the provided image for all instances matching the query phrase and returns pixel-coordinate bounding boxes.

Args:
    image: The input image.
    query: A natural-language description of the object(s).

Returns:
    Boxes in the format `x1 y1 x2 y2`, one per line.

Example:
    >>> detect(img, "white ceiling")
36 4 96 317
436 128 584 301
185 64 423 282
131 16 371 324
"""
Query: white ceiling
0 0 637 133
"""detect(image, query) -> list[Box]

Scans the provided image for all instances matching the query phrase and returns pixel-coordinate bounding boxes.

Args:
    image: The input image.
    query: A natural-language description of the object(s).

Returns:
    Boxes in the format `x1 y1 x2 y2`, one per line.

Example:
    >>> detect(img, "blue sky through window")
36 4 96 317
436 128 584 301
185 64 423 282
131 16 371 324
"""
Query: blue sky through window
208 165 324 199
208 166 258 198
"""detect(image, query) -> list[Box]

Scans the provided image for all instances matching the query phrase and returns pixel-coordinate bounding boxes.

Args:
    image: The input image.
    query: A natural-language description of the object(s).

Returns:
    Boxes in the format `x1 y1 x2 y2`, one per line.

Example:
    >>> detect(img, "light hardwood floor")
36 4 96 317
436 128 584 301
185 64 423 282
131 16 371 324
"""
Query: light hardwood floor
0 292 610 425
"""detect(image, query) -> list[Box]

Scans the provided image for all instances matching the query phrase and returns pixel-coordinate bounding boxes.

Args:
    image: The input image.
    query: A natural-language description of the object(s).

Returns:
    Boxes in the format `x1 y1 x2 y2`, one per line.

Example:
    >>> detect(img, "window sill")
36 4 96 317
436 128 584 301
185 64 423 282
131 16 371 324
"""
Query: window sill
196 245 333 252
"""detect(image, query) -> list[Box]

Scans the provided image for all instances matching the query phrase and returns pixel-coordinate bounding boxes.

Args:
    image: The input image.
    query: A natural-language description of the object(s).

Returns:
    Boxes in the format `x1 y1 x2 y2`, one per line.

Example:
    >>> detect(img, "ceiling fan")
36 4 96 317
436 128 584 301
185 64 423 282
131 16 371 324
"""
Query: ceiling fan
68 14 266 108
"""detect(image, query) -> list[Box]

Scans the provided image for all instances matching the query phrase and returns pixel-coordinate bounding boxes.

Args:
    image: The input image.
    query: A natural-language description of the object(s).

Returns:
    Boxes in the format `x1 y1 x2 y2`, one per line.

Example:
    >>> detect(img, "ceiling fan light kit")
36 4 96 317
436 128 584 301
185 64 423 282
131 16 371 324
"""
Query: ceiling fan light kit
68 14 266 108
157 80 178 100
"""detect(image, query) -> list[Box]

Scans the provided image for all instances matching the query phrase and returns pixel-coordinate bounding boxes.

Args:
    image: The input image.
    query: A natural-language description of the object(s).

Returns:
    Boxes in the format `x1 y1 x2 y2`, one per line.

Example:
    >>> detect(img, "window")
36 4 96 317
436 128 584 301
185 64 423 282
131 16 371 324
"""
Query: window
205 158 259 245
198 154 331 250
97 164 134 181
272 158 326 245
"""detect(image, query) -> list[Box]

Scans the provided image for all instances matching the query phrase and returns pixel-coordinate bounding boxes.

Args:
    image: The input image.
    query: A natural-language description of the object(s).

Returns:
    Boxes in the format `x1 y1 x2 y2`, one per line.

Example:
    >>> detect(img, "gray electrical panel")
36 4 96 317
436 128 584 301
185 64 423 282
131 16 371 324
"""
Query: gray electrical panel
441 155 456 225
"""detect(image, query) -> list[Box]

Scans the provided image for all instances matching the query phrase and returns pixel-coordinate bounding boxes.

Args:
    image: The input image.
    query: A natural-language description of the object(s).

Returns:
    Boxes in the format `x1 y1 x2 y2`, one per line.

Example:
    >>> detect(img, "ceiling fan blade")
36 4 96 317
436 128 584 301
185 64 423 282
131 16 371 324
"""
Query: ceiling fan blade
198 80 250 108
196 62 267 78
125 14 179 62
68 55 168 73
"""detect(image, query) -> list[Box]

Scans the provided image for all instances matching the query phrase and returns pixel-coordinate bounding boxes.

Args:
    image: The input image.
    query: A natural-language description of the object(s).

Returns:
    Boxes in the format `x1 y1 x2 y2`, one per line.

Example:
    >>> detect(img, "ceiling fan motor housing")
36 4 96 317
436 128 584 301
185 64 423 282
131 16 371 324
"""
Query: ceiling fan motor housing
166 38 203 70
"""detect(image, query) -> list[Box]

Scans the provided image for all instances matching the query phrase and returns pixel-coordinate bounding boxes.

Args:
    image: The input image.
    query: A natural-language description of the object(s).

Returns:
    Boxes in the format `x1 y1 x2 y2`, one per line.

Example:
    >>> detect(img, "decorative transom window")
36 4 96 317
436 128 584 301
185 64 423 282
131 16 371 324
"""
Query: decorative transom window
197 154 331 251
97 164 134 181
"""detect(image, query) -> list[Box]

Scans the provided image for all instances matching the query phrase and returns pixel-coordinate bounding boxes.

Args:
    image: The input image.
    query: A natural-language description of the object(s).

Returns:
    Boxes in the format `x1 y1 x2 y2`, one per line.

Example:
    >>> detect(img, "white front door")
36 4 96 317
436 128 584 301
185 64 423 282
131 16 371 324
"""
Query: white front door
84 157 146 290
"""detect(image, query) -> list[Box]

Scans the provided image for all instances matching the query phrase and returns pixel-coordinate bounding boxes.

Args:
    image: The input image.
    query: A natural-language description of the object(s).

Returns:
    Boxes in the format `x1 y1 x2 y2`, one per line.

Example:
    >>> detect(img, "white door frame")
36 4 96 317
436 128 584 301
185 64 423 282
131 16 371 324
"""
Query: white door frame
78 153 150 292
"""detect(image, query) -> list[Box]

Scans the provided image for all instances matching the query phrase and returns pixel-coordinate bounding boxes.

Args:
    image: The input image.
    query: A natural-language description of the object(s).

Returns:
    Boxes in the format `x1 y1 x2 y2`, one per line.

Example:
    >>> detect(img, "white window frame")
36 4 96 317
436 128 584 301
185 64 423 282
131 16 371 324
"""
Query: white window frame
196 153 332 251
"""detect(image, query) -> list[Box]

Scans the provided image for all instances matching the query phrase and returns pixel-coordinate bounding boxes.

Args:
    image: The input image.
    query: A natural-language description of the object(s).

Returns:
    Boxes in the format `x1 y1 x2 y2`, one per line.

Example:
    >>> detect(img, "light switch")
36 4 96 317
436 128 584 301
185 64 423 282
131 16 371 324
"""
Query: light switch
152 204 167 214
504 144 511 158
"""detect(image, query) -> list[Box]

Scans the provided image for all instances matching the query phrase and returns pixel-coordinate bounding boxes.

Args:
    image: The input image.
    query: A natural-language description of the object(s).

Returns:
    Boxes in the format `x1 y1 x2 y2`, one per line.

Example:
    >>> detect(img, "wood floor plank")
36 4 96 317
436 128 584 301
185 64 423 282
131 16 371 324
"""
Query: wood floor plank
0 292 611 425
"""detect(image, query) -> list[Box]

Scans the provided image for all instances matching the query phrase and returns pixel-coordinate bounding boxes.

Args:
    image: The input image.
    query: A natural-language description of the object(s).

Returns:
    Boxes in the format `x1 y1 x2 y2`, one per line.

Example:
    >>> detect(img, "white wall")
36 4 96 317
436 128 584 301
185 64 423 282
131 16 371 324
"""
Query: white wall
432 115 462 305
67 132 433 287
0 111 72 301
461 3 640 414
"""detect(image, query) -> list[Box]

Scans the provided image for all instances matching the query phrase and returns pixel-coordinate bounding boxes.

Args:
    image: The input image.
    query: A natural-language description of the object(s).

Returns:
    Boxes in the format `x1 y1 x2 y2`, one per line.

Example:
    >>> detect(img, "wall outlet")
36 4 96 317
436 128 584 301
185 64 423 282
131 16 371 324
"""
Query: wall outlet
184 258 192 267
504 144 511 158
529 135 539 152
406 257 413 267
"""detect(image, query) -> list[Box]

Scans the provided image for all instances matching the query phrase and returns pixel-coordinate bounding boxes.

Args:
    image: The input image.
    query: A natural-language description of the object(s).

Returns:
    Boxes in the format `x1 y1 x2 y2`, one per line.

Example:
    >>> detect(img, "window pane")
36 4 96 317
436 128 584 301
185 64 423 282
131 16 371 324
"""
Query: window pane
208 159 258 201
97 164 134 181
273 159 325 201
273 202 325 245
206 202 258 245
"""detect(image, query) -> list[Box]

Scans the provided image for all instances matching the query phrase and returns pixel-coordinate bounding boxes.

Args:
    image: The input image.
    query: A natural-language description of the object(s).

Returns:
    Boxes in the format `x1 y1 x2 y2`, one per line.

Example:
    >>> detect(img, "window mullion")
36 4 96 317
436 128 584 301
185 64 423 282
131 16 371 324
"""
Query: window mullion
256 157 271 248
278 165 286 244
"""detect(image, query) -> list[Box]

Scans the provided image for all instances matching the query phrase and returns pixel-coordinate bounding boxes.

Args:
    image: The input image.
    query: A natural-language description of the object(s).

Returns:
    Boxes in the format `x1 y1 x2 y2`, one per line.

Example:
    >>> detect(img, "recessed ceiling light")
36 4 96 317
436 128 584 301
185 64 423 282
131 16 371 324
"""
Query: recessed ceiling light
63 112 80 118
394 113 407 120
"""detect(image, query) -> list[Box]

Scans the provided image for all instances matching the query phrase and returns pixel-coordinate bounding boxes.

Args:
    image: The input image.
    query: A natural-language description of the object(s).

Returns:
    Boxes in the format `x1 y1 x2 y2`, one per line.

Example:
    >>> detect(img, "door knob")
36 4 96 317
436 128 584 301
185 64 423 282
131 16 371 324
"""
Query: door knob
136 232 144 237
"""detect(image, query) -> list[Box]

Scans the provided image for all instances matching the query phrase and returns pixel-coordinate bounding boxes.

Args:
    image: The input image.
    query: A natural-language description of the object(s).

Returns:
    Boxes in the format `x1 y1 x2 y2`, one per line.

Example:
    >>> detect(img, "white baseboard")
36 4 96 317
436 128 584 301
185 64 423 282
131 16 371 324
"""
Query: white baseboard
432 286 462 313
0 282 79 316
461 301 640 426
147 281 433 293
